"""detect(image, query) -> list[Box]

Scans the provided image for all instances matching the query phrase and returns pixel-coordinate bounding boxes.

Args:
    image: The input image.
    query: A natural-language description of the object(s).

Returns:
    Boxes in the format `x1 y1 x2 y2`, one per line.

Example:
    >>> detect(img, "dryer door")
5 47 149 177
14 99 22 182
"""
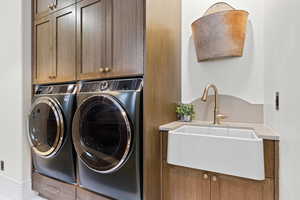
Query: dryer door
72 94 133 174
28 97 64 158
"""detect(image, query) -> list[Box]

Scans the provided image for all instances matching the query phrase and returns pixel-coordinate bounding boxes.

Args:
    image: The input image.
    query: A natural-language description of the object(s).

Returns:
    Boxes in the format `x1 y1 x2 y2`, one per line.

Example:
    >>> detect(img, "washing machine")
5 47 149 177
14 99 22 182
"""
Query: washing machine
28 84 77 184
72 78 143 200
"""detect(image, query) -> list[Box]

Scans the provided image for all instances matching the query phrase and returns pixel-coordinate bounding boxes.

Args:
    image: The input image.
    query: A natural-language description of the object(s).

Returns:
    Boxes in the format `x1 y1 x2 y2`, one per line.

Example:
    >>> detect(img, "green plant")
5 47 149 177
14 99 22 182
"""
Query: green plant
176 103 195 117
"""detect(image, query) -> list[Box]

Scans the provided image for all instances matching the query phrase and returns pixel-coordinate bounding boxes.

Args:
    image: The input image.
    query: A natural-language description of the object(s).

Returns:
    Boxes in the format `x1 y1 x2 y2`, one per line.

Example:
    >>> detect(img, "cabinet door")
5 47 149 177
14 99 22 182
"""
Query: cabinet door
111 0 144 77
52 6 76 82
34 0 76 19
211 175 274 200
163 165 211 200
33 17 53 84
76 0 112 80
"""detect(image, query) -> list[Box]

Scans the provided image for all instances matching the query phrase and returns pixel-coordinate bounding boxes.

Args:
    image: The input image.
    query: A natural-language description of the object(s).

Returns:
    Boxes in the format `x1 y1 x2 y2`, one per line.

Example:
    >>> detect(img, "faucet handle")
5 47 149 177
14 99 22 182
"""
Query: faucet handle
216 113 227 124
217 113 227 119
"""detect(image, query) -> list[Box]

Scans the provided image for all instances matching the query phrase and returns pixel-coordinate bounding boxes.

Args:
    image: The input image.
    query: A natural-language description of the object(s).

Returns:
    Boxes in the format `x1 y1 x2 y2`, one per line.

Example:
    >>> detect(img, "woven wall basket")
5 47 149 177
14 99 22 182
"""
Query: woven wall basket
191 2 249 62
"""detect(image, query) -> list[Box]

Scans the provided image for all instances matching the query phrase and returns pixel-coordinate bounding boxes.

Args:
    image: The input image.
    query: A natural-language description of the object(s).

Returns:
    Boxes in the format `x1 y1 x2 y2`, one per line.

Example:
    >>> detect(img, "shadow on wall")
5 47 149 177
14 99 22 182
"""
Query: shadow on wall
185 20 259 103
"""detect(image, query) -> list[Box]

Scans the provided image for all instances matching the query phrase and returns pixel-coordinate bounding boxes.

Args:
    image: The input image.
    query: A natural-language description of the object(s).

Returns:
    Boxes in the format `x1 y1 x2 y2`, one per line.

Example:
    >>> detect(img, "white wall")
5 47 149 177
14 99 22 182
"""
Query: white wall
182 0 264 104
264 0 300 199
0 0 24 182
0 0 33 199
22 0 34 191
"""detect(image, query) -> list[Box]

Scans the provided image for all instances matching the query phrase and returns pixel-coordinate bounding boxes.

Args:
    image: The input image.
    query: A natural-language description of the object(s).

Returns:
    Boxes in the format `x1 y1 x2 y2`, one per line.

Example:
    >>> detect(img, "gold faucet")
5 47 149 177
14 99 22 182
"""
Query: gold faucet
201 84 226 125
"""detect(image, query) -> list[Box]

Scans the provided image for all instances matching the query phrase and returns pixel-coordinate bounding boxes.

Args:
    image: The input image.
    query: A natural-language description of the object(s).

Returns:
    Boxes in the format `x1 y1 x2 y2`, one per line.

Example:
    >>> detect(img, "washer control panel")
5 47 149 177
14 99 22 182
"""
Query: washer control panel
35 84 76 95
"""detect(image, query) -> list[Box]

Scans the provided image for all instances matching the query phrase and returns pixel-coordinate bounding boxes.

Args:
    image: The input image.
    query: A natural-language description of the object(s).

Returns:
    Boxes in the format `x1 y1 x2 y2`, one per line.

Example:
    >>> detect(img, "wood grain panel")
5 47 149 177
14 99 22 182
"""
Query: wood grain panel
143 0 181 199
76 0 112 80
211 175 274 200
76 187 112 200
33 17 53 84
163 164 211 200
32 173 76 200
77 0 144 81
264 140 275 178
110 0 144 77
53 5 76 82
274 141 279 200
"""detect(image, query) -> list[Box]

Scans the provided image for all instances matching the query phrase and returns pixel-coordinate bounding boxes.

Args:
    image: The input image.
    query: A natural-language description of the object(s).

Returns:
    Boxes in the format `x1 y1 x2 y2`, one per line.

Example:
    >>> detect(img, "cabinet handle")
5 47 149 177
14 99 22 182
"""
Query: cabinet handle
49 76 52 79
48 4 54 10
203 174 209 180
212 176 217 182
99 68 104 73
104 67 111 73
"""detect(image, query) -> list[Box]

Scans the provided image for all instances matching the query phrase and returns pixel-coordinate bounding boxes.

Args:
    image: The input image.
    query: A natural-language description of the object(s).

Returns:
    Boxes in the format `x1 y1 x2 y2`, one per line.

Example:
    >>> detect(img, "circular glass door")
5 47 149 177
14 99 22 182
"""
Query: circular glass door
28 97 64 158
72 94 132 174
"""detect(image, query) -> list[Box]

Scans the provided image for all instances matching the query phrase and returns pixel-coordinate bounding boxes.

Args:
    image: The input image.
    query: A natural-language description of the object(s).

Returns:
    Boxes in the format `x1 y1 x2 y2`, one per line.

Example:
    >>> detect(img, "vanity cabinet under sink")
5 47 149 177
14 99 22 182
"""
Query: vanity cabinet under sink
163 165 274 200
161 132 279 200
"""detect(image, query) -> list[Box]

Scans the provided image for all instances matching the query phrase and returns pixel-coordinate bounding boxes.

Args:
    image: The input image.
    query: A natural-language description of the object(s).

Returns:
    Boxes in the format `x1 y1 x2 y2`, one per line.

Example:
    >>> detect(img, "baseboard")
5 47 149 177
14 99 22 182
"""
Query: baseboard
0 174 45 200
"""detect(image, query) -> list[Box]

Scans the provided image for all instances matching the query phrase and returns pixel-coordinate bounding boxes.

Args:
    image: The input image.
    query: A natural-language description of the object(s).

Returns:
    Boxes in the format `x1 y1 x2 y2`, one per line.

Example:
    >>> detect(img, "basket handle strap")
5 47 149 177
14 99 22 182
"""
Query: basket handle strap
203 2 235 16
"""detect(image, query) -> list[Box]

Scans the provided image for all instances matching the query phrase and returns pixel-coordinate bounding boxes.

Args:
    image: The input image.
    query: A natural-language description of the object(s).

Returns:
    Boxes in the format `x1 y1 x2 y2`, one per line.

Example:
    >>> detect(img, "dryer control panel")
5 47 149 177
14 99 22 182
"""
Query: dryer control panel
80 78 143 93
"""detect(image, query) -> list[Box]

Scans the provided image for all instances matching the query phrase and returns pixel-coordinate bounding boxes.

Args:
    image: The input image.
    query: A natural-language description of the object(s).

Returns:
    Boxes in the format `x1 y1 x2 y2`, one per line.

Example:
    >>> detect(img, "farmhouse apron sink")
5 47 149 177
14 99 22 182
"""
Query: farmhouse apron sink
167 125 265 180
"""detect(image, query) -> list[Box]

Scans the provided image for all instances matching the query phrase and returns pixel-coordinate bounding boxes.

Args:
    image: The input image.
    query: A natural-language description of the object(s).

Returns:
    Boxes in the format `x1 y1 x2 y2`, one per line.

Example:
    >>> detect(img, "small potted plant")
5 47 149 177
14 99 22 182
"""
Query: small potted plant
176 103 195 122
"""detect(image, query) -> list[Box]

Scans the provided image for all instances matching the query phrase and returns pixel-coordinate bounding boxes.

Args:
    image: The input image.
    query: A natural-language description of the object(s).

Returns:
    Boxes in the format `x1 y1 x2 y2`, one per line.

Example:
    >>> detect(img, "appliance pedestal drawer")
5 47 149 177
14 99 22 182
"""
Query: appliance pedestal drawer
32 173 76 200
77 187 112 200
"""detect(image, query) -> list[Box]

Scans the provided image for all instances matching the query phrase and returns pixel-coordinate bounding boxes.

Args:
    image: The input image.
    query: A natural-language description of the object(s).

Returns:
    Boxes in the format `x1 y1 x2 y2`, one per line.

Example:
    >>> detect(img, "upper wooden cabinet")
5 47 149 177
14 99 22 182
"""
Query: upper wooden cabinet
76 0 112 80
34 0 76 19
77 0 144 81
110 0 144 78
33 16 53 84
33 6 76 84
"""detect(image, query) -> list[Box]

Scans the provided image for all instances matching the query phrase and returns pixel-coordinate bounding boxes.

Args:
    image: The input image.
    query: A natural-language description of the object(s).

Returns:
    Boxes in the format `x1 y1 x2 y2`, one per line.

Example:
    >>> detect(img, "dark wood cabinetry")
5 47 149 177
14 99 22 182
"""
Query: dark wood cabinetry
33 16 53 84
76 0 112 80
211 175 274 200
162 165 274 200
110 0 144 78
33 0 144 83
76 0 143 81
163 165 211 200
53 6 76 83
34 0 76 19
33 5 76 84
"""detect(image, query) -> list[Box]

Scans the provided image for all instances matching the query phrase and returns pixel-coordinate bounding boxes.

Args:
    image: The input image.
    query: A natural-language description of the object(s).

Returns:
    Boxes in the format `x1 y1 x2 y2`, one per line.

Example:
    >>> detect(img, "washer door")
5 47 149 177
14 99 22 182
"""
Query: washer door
28 97 64 158
72 94 132 174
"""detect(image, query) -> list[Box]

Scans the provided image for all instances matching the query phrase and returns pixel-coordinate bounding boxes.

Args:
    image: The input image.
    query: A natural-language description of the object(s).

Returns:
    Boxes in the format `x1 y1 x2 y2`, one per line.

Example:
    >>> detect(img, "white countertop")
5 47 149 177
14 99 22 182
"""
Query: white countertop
159 120 280 141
